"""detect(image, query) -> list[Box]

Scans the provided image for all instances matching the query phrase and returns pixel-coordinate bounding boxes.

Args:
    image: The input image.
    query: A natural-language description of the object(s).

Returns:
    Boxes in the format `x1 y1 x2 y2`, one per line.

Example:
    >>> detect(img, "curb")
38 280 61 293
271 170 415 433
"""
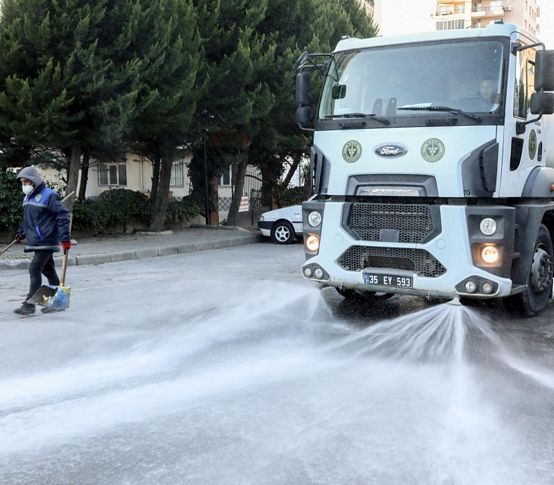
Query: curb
0 233 259 271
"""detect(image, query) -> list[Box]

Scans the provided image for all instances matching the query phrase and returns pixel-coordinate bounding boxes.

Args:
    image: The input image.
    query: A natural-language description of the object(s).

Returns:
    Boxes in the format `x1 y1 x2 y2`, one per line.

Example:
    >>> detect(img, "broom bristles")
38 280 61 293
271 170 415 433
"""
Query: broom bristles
47 286 71 310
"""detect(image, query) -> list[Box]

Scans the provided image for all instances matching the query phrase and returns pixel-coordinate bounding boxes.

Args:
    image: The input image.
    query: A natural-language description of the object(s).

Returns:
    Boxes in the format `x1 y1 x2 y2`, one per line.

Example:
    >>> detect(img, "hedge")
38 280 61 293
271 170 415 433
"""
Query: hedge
0 172 202 235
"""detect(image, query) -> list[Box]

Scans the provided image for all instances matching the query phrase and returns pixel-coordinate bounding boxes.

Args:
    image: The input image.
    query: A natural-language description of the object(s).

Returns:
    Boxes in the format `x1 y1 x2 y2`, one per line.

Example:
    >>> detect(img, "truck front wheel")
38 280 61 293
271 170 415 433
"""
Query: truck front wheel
505 224 553 317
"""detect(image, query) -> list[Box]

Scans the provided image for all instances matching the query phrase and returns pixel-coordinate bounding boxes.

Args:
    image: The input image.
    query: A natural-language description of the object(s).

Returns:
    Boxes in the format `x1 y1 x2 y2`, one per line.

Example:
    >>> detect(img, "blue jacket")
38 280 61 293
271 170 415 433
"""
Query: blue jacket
21 183 71 252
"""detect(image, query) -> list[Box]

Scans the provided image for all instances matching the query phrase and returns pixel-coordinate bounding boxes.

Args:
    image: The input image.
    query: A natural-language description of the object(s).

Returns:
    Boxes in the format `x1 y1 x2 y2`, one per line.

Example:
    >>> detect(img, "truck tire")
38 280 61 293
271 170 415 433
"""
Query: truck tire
271 220 295 244
505 224 553 317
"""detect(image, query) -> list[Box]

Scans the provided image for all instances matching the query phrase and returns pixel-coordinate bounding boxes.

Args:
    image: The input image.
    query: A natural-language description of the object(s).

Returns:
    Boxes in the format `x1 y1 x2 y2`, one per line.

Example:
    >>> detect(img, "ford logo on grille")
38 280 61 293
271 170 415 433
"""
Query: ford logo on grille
375 144 407 158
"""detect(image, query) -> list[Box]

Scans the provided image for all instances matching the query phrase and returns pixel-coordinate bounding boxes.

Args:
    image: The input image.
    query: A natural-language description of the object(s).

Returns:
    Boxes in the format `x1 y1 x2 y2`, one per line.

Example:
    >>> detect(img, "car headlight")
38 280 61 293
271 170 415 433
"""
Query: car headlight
308 211 322 227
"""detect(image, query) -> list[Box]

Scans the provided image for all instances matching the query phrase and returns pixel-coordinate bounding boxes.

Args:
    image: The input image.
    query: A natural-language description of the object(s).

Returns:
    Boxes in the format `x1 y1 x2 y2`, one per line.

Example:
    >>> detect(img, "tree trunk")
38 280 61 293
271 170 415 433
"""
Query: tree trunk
259 161 278 210
149 154 173 232
282 155 301 188
78 151 90 201
150 156 161 202
227 155 248 226
207 174 219 224
65 144 81 211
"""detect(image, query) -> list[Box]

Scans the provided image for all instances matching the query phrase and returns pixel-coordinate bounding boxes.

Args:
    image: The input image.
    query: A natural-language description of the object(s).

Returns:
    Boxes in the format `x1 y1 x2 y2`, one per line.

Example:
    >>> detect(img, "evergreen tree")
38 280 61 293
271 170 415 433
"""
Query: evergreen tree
246 0 376 210
0 0 141 209
127 0 201 231
189 0 275 225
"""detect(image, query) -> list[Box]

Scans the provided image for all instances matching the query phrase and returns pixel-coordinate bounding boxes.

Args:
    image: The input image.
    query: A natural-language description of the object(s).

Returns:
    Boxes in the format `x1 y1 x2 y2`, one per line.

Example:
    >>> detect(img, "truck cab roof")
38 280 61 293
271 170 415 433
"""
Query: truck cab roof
334 23 540 53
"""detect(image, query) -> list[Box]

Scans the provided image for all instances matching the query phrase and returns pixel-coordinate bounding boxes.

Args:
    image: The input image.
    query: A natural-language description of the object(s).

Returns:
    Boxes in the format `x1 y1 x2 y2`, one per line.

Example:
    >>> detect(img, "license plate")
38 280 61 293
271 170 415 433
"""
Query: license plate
363 273 413 288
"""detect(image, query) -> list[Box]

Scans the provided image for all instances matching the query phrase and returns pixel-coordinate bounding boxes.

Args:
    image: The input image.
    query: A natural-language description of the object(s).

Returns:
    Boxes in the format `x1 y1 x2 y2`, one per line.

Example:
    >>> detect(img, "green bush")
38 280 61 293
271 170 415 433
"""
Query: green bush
165 197 202 226
275 183 307 208
0 170 23 232
71 189 202 235
72 189 152 234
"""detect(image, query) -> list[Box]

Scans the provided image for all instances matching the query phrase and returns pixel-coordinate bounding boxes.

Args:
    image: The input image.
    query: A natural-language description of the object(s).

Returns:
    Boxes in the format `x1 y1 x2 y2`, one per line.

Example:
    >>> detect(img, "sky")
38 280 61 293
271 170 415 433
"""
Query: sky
539 0 554 48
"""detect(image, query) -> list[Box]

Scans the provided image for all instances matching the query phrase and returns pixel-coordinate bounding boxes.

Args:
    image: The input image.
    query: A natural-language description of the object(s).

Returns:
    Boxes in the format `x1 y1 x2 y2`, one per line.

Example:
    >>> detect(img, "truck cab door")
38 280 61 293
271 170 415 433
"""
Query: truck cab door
499 36 543 197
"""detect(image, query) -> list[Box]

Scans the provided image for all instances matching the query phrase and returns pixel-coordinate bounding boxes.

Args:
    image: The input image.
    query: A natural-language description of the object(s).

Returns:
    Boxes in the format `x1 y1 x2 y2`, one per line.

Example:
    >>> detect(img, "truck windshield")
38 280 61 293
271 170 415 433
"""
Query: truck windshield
319 40 505 121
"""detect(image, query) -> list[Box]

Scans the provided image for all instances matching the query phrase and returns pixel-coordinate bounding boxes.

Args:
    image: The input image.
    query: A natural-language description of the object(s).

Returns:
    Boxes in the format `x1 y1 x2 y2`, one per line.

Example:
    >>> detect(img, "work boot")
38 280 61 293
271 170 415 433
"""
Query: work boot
14 302 36 315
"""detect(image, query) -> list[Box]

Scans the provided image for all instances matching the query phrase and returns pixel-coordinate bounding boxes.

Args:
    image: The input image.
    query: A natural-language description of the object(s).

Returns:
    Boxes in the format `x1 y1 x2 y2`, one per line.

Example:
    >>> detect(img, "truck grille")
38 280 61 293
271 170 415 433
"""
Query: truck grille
337 246 447 278
346 203 439 243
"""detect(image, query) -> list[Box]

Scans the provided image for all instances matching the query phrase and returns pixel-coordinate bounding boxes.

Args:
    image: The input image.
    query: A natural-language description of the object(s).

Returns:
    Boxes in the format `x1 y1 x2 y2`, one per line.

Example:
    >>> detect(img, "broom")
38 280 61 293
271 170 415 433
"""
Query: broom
43 248 71 310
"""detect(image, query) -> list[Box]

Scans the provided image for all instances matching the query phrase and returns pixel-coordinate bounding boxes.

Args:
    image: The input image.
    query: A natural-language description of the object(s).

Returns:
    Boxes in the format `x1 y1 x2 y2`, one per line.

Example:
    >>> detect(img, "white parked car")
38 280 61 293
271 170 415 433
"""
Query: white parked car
258 205 303 244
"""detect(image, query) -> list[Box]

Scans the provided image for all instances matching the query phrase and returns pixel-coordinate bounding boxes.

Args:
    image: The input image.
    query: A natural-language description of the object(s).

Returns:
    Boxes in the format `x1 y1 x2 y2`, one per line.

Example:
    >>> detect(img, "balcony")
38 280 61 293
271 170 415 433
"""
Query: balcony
434 6 465 18
471 5 506 19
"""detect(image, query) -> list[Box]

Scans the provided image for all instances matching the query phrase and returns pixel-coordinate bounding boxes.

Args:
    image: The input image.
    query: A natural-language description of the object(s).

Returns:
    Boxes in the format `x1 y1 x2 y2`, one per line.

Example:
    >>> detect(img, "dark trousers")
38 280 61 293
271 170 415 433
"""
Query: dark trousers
27 251 60 301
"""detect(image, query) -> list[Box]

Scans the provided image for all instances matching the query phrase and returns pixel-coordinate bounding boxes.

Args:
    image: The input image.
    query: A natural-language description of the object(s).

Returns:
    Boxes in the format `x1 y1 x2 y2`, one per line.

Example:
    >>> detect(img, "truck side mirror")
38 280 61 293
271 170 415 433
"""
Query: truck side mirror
530 92 554 115
296 72 314 130
296 106 313 130
535 50 554 92
296 72 311 107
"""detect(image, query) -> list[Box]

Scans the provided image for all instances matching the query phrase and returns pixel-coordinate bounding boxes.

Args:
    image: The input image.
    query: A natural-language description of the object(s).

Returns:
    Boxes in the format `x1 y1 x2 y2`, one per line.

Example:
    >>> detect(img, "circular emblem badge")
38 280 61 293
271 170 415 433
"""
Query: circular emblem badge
421 138 445 163
529 129 537 160
342 140 362 163
35 194 41 202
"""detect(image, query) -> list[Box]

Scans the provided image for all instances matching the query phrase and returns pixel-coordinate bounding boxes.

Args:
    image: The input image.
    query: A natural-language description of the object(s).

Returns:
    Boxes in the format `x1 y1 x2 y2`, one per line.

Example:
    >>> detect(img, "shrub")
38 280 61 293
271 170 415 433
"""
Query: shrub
71 190 202 235
275 183 307 208
72 189 152 234
165 197 202 226
0 170 23 232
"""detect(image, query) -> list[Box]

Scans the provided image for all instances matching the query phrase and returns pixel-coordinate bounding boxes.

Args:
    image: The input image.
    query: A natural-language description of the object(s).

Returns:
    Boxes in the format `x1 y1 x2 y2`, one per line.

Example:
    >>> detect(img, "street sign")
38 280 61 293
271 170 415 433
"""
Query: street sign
239 196 249 212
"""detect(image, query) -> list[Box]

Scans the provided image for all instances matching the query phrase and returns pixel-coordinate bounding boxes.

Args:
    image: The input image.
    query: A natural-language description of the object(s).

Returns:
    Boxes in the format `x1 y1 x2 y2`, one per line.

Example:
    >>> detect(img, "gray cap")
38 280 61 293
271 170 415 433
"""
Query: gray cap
16 166 43 186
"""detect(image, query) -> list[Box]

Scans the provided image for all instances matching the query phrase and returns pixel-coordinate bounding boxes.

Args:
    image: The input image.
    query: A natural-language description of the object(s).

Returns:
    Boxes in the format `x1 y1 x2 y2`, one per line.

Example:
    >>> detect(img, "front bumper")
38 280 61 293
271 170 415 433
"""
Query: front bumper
301 202 515 299
258 221 272 237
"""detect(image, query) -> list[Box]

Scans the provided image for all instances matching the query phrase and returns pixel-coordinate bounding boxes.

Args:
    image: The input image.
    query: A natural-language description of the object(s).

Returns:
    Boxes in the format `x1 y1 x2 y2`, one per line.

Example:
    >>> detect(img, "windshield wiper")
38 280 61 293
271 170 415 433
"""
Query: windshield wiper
398 104 482 122
325 113 390 125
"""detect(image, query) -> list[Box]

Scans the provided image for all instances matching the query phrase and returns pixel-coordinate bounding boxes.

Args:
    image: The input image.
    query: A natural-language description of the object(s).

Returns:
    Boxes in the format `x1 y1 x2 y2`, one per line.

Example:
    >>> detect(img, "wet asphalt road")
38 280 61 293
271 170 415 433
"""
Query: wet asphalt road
0 242 553 484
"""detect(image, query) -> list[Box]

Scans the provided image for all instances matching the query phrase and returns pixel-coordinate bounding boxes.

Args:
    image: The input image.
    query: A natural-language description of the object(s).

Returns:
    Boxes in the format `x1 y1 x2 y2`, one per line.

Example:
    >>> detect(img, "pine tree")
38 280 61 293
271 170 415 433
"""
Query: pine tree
189 0 275 225
127 0 201 231
0 0 141 209
249 0 378 209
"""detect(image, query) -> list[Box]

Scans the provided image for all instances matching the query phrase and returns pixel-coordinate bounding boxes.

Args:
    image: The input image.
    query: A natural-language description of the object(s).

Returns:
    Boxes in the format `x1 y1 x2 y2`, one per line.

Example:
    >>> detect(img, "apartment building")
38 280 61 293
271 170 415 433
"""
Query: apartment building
433 0 540 34
375 0 540 36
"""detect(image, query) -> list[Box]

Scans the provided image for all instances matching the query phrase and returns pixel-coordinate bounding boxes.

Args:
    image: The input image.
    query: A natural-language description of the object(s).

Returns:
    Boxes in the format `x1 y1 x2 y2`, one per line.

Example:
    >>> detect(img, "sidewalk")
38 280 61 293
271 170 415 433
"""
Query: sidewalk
0 226 261 271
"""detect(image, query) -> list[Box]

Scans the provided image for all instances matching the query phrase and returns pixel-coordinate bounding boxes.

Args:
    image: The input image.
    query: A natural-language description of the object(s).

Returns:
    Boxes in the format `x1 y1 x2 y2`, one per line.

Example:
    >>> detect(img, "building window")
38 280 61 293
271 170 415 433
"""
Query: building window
98 162 127 186
170 160 185 187
436 19 465 30
220 166 232 186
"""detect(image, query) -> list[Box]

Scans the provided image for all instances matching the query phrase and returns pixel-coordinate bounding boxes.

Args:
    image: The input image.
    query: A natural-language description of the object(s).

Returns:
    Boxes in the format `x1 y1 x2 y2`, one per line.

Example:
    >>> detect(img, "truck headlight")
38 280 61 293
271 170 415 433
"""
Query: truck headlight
308 211 322 227
481 244 500 264
479 217 497 236
305 234 320 252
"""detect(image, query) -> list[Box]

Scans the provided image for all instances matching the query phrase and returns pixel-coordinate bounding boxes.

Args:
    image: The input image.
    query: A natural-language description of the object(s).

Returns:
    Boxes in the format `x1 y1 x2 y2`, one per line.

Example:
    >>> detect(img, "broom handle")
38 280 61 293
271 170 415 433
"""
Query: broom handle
60 249 69 286
59 191 74 287
0 239 17 256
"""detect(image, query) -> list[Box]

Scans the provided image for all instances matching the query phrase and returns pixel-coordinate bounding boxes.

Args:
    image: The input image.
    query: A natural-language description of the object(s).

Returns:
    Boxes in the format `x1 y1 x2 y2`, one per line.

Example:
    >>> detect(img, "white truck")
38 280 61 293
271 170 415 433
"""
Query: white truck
295 23 554 316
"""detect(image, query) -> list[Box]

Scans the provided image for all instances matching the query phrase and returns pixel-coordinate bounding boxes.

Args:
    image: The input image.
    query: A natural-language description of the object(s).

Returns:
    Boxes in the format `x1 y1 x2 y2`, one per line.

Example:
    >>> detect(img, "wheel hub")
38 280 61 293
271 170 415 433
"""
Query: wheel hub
530 247 553 293
275 226 290 242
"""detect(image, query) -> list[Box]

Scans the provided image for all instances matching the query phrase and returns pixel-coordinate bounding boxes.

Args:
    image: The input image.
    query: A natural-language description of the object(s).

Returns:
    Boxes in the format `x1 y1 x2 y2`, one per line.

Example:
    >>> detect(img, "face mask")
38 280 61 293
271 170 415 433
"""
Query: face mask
22 184 34 195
